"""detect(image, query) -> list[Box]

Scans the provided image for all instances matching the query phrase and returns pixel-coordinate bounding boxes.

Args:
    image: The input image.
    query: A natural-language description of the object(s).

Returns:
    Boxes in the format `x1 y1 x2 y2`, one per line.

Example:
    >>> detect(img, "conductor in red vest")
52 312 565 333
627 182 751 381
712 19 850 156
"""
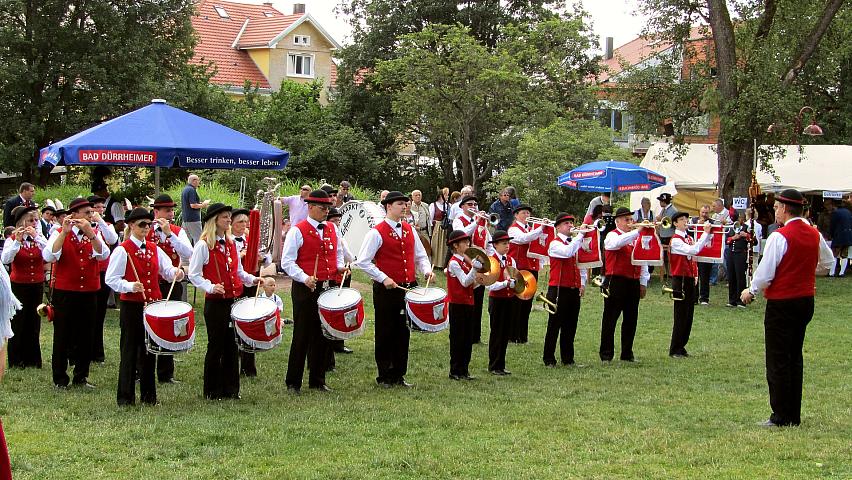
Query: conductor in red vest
599 207 650 362
280 189 345 393
507 204 544 343
667 212 712 358
355 191 434 388
741 189 834 427
42 197 111 388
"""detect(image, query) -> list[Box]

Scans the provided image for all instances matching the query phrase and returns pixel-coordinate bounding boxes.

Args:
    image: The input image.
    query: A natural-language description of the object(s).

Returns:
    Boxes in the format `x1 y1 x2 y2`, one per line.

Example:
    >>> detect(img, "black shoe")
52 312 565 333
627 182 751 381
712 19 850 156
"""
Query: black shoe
377 381 395 389
397 379 414 388
725 303 736 308
54 383 68 390
757 419 781 428
669 353 687 359
72 381 96 390
543 362 557 368
337 347 354 354
309 384 332 392
490 369 511 376
448 374 463 380
326 366 336 373
463 374 476 380
286 385 301 395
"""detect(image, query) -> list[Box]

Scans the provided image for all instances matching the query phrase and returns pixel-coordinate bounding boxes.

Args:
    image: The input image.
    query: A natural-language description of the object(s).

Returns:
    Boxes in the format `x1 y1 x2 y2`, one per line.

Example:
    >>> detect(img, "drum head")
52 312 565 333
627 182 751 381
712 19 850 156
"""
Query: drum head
318 287 362 309
231 297 277 321
339 201 386 260
145 300 192 317
406 287 447 304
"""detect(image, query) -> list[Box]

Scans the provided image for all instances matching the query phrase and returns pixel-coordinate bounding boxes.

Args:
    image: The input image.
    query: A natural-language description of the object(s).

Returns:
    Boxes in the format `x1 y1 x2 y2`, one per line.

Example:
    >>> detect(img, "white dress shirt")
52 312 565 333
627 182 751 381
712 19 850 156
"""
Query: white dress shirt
486 254 515 292
97 218 119 246
43 226 110 262
670 228 711 257
446 253 479 288
452 213 495 255
188 236 257 294
748 218 834 297
258 291 284 312
280 195 309 225
280 217 345 284
508 223 543 245
547 232 588 286
152 223 193 260
105 236 180 294
2 234 48 265
604 228 650 286
354 218 432 283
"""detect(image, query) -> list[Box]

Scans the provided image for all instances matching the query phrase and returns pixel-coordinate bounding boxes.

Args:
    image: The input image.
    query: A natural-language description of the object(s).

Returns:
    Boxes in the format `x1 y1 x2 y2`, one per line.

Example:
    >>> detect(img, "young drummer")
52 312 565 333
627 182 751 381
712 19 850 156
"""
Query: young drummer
445 230 483 380
668 212 712 358
486 230 517 376
543 213 587 367
106 208 184 406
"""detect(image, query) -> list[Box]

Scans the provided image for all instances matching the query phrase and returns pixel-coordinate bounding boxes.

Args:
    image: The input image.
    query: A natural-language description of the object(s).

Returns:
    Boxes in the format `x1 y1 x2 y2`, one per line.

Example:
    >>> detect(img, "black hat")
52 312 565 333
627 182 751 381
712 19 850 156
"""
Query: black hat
67 197 93 213
87 195 105 205
459 195 478 206
304 189 334 205
231 209 250 220
446 229 471 246
382 191 409 205
776 189 806 206
125 207 154 224
320 184 339 195
672 211 690 223
55 209 68 217
152 194 176 208
327 207 342 220
614 207 633 219
657 193 673 203
513 204 532 215
553 213 575 227
203 203 232 223
12 205 37 225
490 230 512 243
41 205 56 214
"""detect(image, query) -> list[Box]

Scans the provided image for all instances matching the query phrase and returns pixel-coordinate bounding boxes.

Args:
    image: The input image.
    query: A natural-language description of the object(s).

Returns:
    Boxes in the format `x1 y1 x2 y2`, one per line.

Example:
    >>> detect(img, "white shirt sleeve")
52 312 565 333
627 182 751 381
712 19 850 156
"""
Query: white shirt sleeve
353 229 386 283
110 202 125 222
639 265 650 287
92 232 110 260
447 258 478 287
547 234 584 259
1 238 19 265
413 229 432 275
156 247 180 283
453 216 478 236
280 227 309 284
163 227 194 260
98 220 118 246
604 229 639 250
334 224 345 270
42 231 62 262
188 242 214 294
105 246 135 293
669 231 710 257
508 225 543 245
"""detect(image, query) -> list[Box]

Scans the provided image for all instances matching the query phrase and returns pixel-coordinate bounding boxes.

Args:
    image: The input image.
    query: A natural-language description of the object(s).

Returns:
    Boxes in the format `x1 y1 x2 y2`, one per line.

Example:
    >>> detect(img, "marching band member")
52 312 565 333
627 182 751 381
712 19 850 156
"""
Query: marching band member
453 195 494 344
106 208 184 406
599 207 650 363
231 208 258 377
668 213 712 358
43 197 110 389
188 203 260 400
507 204 544 343
40 205 56 237
326 207 354 372
355 191 433 388
2 206 46 368
281 190 345 393
445 230 482 380
0 257 20 480
741 189 834 427
148 194 193 383
485 230 516 375
543 214 587 367
88 195 119 365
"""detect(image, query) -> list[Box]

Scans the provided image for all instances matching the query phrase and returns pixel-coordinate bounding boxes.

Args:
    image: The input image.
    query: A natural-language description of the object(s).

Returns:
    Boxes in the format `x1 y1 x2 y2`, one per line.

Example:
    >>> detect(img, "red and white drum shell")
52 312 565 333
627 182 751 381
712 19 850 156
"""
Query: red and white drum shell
527 222 555 261
693 226 725 264
405 287 448 333
231 297 282 352
576 229 602 269
144 300 195 355
631 226 664 266
318 287 365 340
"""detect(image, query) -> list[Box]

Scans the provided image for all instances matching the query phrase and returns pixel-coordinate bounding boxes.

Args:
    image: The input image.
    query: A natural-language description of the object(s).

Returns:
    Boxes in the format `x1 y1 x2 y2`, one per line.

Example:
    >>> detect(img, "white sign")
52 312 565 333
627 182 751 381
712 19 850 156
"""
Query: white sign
823 191 844 199
732 197 748 210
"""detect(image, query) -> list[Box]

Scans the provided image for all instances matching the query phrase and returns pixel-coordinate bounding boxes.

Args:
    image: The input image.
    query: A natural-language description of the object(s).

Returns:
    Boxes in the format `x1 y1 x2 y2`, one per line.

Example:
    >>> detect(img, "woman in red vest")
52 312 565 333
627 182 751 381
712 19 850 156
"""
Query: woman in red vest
105 208 184 406
543 213 587 367
741 189 834 427
507 204 544 344
667 212 712 358
188 203 259 400
445 230 482 380
1 206 46 368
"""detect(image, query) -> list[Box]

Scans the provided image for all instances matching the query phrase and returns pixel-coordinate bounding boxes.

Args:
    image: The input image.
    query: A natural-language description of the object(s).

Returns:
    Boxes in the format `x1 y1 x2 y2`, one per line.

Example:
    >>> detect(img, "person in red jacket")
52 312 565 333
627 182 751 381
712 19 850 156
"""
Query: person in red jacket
741 189 834 427
445 230 483 380
42 197 110 389
667 212 712 358
543 213 587 367
507 204 544 344
485 230 517 376
105 208 184 406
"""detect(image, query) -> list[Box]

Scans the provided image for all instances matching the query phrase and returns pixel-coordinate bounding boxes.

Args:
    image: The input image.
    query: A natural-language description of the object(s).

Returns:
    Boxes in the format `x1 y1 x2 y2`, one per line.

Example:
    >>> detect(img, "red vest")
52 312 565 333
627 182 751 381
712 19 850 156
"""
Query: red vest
765 219 820 300
604 230 641 280
488 253 516 298
147 224 183 267
202 239 243 299
119 239 163 303
52 228 102 292
670 232 698 277
9 239 45 284
508 222 540 271
374 221 417 284
548 236 582 288
458 215 487 248
433 205 445 222
446 255 474 305
295 220 338 281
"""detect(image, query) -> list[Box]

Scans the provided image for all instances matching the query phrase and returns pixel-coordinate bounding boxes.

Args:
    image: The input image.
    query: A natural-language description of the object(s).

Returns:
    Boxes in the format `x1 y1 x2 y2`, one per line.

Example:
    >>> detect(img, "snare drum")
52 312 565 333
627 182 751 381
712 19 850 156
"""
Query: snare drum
405 287 448 333
318 287 365 340
144 300 195 355
231 297 282 353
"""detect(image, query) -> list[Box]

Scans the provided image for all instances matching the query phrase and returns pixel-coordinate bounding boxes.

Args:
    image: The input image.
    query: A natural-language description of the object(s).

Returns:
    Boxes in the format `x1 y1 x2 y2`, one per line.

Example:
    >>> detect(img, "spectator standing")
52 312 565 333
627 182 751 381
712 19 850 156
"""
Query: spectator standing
3 183 36 228
338 180 355 205
828 199 852 277
709 198 731 285
489 188 515 231
180 174 208 244
409 190 431 236
585 192 610 217
279 184 312 225
633 197 653 223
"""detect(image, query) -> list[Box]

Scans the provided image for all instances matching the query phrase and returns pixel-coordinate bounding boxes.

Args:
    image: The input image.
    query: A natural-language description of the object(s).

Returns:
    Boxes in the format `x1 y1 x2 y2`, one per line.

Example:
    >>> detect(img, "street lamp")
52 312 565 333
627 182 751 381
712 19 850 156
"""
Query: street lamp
765 106 824 142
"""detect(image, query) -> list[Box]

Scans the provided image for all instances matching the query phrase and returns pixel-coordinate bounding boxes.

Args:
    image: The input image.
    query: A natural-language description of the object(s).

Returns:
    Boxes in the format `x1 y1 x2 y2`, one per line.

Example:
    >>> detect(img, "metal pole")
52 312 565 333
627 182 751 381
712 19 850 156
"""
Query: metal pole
155 166 161 195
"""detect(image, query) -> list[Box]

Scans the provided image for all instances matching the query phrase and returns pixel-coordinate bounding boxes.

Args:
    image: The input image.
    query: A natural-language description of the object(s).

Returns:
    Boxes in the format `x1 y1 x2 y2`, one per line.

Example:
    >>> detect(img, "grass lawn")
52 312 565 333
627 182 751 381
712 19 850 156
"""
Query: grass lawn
1 272 850 479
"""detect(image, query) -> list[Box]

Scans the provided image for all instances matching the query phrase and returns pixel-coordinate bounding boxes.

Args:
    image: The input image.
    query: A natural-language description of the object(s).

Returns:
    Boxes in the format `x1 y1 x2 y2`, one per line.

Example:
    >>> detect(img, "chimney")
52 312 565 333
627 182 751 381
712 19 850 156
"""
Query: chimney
262 1 272 5
605 37 614 60
293 3 305 14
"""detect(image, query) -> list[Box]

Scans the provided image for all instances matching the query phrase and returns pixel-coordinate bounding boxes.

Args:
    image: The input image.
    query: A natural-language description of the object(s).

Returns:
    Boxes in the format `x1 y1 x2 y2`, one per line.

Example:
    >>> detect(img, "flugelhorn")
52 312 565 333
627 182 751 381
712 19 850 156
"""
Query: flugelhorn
536 292 557 314
467 208 499 226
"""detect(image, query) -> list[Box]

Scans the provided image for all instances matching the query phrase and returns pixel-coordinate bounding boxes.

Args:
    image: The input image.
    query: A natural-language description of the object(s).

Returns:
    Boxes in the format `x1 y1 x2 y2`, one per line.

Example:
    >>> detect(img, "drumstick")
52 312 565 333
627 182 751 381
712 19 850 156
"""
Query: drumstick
126 251 147 305
253 279 263 306
337 264 350 296
396 285 425 295
165 269 180 306
424 264 434 290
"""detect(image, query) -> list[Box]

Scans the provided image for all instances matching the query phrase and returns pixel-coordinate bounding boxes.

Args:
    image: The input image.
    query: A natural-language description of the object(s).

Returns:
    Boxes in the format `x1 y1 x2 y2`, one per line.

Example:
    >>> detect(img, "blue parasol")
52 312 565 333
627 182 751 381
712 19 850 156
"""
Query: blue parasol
557 160 666 193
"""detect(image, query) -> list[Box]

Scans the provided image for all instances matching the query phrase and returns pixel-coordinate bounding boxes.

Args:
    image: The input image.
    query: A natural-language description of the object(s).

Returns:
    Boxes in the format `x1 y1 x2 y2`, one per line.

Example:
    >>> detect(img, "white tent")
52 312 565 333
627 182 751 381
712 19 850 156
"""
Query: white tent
630 143 852 214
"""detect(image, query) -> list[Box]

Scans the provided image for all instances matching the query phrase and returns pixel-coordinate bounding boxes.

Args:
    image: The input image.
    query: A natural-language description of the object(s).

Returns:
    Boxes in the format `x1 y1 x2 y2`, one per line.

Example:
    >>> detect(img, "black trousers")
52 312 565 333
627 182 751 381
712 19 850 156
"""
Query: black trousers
8 282 43 368
372 281 411 384
670 275 697 355
488 296 514 372
448 303 475 376
510 270 537 343
697 262 713 303
203 297 239 399
542 286 581 365
51 290 96 386
285 282 329 389
472 285 485 343
599 276 640 361
326 277 351 372
726 250 747 305
140 281 183 382
239 284 258 377
91 271 111 362
117 300 156 405
765 297 813 426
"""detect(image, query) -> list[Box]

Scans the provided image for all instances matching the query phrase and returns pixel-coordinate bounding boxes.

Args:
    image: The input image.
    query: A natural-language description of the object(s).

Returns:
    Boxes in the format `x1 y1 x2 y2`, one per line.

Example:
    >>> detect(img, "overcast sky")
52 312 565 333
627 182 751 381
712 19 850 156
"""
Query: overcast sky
270 0 649 52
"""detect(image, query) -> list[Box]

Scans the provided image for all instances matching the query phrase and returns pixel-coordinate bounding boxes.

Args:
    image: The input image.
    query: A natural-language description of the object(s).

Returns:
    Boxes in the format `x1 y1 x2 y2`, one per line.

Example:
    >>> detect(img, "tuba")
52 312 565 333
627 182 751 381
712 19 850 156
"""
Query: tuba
250 177 284 266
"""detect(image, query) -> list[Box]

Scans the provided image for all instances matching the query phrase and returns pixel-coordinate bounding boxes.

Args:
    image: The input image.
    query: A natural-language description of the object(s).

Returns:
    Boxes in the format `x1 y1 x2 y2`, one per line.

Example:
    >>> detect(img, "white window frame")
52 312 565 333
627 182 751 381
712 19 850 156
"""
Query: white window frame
293 35 310 46
287 52 315 78
213 6 229 18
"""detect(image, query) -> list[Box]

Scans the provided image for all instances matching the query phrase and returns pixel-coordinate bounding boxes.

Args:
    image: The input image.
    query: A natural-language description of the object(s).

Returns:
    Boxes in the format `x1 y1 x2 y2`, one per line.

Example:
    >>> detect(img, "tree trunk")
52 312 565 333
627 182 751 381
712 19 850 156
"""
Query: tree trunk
459 122 475 190
717 139 754 201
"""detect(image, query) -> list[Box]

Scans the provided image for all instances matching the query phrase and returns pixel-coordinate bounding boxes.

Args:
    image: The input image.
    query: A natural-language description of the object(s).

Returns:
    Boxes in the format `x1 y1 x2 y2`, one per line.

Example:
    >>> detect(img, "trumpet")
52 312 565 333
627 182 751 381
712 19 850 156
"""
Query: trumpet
536 292 557 315
527 216 555 227
631 216 672 229
467 208 499 226
686 220 734 232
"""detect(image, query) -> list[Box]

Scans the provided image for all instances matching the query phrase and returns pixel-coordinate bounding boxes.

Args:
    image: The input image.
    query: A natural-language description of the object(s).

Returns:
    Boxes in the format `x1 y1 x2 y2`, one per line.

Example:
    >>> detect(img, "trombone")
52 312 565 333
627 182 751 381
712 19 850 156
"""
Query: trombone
536 292 557 314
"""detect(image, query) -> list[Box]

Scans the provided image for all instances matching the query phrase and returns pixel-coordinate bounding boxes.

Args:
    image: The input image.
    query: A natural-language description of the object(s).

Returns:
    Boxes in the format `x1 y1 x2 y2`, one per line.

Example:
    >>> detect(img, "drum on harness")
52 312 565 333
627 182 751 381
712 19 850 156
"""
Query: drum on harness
318 287 365 340
405 287 448 333
231 297 282 353
143 300 196 355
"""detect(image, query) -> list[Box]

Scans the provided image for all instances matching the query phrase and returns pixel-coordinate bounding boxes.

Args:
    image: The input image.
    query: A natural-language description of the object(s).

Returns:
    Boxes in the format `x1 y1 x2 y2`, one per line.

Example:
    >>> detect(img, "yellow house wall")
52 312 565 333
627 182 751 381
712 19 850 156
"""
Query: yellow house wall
268 21 335 104
247 49 271 79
